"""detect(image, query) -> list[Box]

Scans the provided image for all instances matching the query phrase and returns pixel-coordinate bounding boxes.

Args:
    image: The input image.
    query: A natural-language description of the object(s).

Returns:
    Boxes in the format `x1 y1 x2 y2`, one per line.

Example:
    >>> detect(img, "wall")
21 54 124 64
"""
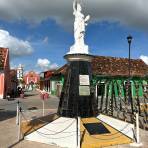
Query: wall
0 73 4 99
93 77 147 99
52 75 147 98
0 49 10 99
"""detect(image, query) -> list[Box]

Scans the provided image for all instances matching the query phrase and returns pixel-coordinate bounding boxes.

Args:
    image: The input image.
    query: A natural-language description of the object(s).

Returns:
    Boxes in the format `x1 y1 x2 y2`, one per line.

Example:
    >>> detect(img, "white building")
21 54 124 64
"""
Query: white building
17 64 24 88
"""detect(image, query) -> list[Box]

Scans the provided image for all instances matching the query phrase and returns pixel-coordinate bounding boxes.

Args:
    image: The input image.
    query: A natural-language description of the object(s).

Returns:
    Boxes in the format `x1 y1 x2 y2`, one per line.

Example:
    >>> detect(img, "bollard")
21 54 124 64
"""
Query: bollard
16 101 19 125
18 107 22 142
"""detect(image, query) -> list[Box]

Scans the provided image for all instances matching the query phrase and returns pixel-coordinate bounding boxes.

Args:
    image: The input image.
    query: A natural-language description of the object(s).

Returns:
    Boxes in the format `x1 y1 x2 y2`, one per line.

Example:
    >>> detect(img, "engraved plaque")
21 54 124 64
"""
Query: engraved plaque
79 86 90 96
79 75 90 85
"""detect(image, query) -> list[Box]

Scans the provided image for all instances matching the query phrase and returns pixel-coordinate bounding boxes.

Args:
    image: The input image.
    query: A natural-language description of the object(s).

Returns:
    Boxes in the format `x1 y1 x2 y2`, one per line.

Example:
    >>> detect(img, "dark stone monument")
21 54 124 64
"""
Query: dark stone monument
58 54 98 118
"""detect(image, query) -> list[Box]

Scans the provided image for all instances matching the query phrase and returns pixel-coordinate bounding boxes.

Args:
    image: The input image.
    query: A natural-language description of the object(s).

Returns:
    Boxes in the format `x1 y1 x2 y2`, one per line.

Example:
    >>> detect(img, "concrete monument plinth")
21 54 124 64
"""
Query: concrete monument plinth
58 53 98 118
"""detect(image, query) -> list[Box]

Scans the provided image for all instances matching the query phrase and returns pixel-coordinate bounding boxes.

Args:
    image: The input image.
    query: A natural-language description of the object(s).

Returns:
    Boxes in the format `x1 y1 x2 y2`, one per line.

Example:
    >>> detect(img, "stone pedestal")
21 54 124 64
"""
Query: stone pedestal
58 54 98 118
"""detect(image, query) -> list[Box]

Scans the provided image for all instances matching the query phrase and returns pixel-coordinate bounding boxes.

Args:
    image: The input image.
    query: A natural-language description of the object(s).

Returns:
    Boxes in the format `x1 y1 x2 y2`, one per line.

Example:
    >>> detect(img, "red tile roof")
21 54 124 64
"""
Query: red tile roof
55 64 67 75
55 55 148 77
92 56 148 77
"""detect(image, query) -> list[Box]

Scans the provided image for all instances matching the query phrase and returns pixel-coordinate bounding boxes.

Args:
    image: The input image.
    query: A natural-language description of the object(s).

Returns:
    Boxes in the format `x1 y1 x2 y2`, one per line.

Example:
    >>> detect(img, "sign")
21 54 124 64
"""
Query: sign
79 86 90 96
79 75 90 85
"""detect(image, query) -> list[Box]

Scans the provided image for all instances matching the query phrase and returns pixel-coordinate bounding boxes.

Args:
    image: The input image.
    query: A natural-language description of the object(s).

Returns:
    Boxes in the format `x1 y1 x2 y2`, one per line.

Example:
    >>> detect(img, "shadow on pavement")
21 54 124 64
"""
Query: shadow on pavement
0 110 16 121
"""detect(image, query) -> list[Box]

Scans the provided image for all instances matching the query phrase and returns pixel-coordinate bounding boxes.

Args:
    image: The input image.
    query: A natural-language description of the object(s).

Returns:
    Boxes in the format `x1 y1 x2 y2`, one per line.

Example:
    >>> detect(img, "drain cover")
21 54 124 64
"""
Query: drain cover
83 122 110 135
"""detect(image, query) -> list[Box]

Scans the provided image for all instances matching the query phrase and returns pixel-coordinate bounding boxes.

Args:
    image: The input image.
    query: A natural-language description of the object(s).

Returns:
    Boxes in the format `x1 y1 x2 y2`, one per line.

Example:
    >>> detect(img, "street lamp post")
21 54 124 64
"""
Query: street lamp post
127 35 132 78
127 35 134 114
127 36 143 147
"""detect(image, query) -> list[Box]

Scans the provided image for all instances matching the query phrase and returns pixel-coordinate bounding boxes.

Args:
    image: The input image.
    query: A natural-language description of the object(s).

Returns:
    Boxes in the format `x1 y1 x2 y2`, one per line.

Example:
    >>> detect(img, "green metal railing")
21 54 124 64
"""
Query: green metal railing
94 76 148 129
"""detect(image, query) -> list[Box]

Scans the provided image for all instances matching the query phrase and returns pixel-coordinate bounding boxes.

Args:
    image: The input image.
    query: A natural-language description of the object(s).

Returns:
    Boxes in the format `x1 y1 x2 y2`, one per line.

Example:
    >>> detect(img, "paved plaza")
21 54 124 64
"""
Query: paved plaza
0 91 147 148
0 91 59 148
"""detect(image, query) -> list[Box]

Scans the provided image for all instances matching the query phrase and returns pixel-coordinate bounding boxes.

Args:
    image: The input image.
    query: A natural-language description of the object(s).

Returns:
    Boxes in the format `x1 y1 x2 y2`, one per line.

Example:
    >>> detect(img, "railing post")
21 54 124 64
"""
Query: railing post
16 101 19 125
130 111 143 147
136 112 140 143
18 107 22 142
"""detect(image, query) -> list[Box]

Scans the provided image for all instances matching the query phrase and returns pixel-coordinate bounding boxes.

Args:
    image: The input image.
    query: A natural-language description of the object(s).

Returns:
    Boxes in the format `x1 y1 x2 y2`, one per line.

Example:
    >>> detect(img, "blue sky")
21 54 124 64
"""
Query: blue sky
0 0 148 73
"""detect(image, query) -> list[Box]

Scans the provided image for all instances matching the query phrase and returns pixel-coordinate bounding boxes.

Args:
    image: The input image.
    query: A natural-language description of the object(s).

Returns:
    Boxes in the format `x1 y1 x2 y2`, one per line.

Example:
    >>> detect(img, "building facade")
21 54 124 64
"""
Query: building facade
0 47 11 99
24 71 40 90
39 70 63 96
48 56 148 99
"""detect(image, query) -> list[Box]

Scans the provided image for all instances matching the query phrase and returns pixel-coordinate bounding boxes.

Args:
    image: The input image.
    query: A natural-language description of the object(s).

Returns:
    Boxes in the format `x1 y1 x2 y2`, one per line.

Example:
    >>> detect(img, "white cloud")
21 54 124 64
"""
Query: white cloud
37 58 50 69
37 58 58 71
0 29 33 58
140 55 148 65
0 0 148 30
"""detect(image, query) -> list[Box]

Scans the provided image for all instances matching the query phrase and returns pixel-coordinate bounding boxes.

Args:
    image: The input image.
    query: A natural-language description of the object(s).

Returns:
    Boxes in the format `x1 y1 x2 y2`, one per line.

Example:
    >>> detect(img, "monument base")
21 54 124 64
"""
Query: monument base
68 44 89 55
25 117 80 148
24 114 133 148
58 54 98 118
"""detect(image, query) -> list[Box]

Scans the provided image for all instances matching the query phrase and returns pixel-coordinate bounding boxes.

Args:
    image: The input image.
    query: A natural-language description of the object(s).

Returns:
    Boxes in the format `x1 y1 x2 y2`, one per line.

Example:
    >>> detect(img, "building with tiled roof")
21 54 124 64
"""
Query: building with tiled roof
40 55 148 98
0 47 11 99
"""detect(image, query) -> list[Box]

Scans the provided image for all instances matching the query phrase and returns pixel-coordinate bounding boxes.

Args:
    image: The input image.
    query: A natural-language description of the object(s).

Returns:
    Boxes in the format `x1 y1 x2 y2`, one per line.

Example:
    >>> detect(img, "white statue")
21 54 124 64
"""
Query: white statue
68 0 90 54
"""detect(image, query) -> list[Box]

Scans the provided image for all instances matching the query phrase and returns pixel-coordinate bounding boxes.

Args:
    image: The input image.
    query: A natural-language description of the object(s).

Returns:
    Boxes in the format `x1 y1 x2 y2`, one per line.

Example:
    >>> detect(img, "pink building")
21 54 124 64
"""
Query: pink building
24 71 40 85
0 47 10 99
